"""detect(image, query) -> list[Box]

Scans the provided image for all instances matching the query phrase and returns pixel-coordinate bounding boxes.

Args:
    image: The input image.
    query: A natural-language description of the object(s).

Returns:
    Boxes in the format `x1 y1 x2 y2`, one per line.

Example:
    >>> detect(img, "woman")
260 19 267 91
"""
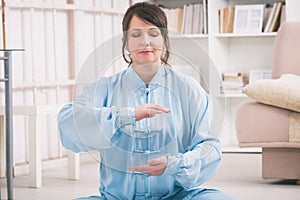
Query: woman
58 2 237 200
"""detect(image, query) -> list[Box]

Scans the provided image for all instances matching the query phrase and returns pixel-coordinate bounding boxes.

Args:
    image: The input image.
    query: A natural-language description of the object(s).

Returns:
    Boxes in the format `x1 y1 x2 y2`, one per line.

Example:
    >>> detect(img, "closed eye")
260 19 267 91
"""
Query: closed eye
148 29 160 37
130 30 141 37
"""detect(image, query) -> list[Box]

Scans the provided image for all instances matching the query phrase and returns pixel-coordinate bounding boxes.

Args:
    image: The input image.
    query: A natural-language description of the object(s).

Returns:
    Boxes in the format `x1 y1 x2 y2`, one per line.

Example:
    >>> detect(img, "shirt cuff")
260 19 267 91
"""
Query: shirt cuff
114 107 136 128
163 154 182 175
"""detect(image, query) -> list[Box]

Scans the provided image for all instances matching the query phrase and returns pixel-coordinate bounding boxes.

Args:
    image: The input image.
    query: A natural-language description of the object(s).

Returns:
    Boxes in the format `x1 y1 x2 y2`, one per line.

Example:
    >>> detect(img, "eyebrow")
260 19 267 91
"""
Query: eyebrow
130 27 159 31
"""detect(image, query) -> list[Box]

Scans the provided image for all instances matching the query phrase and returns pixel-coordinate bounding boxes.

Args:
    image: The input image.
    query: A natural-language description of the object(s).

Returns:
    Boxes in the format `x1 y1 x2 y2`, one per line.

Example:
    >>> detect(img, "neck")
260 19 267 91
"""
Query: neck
133 63 160 87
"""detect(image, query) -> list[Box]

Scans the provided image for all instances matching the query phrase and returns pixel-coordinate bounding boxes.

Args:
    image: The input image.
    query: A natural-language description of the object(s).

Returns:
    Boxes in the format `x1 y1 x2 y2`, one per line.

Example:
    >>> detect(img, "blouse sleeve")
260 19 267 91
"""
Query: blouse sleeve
57 78 136 152
163 77 222 189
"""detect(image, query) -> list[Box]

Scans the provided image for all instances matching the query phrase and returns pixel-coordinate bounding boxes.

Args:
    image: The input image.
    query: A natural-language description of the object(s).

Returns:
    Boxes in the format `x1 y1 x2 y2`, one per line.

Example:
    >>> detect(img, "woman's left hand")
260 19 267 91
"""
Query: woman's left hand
128 156 167 176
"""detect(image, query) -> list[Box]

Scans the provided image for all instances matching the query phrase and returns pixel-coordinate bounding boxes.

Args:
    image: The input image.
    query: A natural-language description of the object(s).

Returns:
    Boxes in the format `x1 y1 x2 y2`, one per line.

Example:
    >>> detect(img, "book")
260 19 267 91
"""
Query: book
222 81 245 89
221 72 247 94
269 2 283 32
199 4 204 34
221 87 244 94
225 6 235 33
233 4 265 34
203 0 208 34
185 4 193 34
181 4 187 34
219 8 224 33
176 8 183 33
222 71 243 77
222 72 247 82
262 6 272 32
192 4 202 34
223 7 229 33
264 3 277 33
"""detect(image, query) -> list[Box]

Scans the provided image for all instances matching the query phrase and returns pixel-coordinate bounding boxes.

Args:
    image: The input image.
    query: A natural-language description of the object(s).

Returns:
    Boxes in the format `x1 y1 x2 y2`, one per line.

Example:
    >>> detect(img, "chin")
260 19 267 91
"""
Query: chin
138 57 161 64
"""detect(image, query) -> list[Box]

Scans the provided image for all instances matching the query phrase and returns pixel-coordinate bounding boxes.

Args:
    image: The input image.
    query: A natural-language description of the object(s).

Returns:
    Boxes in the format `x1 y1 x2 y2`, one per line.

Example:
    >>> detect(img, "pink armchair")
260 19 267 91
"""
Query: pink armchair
235 22 300 180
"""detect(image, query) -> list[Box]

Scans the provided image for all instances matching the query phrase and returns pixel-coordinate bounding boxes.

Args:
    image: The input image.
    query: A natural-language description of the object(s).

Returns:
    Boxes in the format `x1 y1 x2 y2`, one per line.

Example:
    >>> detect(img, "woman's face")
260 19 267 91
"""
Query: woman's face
126 15 164 66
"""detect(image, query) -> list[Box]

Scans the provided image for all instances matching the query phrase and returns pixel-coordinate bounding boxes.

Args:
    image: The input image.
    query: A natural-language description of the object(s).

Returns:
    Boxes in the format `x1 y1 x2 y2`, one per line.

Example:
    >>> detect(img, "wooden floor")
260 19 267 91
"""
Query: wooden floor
1 153 300 200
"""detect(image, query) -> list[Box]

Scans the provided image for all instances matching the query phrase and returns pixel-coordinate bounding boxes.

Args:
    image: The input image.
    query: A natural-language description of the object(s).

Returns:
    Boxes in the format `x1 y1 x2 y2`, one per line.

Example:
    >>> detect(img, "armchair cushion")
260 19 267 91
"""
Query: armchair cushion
244 74 300 112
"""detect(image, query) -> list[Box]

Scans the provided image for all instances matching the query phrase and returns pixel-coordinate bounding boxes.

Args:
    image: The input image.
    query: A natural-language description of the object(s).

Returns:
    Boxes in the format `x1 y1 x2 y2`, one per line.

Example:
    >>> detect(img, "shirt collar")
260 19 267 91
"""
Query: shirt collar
126 64 170 89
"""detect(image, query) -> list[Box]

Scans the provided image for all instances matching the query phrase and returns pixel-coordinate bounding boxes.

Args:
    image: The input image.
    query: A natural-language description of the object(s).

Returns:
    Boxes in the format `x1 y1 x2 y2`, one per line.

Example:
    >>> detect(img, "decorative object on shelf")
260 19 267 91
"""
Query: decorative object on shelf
233 4 265 34
249 69 272 83
221 72 248 94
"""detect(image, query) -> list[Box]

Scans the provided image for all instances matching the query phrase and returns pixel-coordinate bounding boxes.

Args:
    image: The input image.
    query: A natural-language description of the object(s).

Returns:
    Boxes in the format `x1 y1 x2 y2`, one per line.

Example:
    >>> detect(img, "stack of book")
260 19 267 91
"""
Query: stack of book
221 72 248 94
219 6 235 33
161 1 208 34
162 7 184 34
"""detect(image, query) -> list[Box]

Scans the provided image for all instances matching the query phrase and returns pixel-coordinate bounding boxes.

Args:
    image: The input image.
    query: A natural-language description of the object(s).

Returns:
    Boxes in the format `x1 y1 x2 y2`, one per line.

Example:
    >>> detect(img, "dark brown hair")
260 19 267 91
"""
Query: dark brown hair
122 2 170 66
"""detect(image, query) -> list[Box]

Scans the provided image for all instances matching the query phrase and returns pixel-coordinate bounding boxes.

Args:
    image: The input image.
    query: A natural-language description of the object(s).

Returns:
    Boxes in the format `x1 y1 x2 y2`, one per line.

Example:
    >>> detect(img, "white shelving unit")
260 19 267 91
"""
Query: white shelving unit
209 1 277 150
151 0 300 151
217 93 248 98
169 34 208 39
215 32 277 38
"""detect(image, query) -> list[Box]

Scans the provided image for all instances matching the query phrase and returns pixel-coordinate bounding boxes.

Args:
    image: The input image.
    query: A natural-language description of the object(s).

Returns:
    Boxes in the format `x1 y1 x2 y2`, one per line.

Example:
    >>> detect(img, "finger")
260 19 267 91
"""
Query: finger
128 164 160 172
128 165 164 176
147 108 165 118
147 157 165 165
149 104 171 113
142 164 165 176
148 109 163 117
128 165 152 172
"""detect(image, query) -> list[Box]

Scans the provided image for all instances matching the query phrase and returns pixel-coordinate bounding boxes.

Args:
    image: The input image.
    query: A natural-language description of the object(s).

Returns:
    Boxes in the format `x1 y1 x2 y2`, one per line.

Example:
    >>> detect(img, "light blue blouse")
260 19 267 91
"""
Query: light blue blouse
58 65 222 200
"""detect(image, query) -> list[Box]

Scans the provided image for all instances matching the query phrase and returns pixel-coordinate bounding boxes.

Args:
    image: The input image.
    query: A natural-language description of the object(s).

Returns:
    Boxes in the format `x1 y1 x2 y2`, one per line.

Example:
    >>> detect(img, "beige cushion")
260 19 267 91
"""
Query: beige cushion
244 74 300 112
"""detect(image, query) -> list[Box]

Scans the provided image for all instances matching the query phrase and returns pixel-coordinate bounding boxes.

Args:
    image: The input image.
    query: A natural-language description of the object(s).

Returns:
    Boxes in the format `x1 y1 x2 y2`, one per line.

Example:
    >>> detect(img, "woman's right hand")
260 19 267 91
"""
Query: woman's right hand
134 104 171 121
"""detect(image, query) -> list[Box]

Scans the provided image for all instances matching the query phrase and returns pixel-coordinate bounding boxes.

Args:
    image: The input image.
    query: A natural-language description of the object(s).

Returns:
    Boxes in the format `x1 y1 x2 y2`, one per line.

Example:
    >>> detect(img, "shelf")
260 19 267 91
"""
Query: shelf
170 32 276 39
170 34 208 39
215 32 277 38
222 146 262 153
217 93 248 98
6 1 125 15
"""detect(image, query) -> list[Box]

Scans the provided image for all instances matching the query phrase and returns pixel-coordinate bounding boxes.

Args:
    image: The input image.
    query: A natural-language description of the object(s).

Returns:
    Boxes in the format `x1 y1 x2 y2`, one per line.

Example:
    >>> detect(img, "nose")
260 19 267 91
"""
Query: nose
140 33 150 47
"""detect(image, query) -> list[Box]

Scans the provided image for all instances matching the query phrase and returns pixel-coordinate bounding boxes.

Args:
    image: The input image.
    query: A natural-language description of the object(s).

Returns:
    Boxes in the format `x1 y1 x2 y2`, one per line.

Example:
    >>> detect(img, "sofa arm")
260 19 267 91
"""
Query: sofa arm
235 102 290 146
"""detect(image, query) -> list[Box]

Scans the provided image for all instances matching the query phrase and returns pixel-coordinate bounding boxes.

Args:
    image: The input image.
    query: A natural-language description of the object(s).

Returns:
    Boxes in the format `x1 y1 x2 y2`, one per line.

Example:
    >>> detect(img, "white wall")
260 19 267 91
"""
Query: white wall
286 0 300 21
0 0 130 174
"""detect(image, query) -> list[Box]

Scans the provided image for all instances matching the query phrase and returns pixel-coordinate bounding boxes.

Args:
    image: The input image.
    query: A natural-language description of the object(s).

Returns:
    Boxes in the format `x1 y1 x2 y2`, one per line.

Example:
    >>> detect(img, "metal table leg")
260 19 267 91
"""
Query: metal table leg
5 50 13 200
0 49 23 200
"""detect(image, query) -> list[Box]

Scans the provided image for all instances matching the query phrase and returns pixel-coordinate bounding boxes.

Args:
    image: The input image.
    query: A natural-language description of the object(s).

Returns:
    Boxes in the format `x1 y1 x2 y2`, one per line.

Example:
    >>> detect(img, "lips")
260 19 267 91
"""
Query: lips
138 50 153 54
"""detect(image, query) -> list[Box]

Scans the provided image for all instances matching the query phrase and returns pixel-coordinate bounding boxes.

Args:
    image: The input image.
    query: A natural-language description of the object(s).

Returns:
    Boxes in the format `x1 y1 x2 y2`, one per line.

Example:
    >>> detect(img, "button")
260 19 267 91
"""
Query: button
147 128 151 134
144 150 150 154
144 193 151 199
133 149 144 153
